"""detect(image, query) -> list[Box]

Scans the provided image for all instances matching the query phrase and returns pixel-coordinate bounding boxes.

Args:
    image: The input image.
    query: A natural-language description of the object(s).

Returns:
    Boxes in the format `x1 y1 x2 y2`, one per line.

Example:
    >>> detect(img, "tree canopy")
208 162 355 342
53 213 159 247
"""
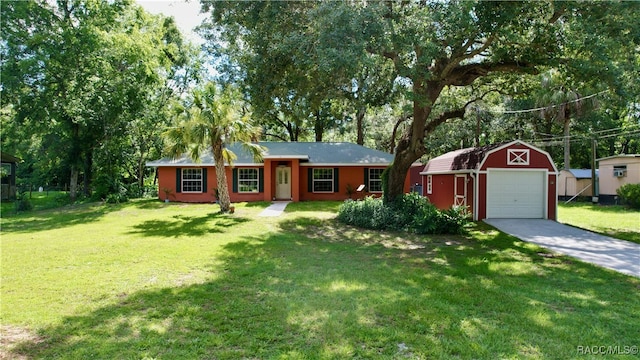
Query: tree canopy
1 0 198 199
2 0 638 203
201 0 639 200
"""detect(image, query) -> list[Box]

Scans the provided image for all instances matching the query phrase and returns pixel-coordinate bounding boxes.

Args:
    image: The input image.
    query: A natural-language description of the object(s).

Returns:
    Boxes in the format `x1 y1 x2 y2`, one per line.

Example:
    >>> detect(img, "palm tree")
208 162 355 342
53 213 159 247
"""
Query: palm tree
165 83 263 212
536 70 597 169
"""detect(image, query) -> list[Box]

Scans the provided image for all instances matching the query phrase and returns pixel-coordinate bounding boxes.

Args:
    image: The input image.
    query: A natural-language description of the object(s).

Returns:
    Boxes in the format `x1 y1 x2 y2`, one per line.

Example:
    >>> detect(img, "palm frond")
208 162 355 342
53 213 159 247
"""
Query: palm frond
222 147 238 166
241 142 266 163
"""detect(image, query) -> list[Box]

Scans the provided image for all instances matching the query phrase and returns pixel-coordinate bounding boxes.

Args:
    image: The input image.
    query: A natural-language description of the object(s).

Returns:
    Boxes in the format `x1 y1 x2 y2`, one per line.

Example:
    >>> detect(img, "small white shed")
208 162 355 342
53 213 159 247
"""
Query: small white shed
558 169 597 198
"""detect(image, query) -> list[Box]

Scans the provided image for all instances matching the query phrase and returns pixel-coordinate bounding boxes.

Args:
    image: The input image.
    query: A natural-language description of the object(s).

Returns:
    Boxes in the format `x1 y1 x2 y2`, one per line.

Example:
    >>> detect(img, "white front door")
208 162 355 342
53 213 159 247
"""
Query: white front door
275 167 291 200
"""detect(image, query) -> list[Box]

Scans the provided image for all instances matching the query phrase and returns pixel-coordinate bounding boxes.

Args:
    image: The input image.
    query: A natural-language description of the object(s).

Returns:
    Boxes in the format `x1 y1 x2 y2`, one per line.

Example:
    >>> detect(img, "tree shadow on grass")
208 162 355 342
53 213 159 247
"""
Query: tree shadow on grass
283 200 342 214
127 213 250 238
241 201 272 208
10 219 640 359
0 202 118 233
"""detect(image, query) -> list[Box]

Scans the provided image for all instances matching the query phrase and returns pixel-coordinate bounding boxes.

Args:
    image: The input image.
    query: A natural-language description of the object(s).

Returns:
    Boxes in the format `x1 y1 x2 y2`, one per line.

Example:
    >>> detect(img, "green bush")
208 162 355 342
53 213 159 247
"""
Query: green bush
337 193 470 234
105 192 128 204
617 183 640 209
14 192 33 212
92 174 129 202
54 192 72 206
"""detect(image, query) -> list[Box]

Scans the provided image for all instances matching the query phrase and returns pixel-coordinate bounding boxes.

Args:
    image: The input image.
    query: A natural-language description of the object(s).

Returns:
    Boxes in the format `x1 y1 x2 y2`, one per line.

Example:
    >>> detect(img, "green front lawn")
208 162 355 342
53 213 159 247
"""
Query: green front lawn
2 200 639 359
558 202 640 244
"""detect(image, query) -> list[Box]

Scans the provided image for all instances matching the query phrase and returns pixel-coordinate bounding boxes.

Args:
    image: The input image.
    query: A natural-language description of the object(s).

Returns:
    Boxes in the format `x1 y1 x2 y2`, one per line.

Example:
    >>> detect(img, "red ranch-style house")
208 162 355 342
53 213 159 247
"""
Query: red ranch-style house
147 142 416 203
420 140 558 221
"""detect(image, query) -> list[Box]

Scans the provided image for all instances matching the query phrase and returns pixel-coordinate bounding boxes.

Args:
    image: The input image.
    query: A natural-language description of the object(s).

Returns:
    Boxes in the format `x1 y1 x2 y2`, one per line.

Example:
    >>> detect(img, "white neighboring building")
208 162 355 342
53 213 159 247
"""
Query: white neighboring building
597 154 640 204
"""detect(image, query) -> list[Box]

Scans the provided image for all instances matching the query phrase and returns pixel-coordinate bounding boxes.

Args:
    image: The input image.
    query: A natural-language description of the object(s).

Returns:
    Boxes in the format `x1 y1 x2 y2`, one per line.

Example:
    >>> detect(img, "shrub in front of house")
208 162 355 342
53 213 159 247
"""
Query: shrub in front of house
617 183 640 209
337 192 470 234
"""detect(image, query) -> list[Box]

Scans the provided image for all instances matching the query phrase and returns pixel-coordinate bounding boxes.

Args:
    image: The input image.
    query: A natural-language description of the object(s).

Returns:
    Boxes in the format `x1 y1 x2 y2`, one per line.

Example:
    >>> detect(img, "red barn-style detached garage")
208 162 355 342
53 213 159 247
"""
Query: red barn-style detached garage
420 140 558 221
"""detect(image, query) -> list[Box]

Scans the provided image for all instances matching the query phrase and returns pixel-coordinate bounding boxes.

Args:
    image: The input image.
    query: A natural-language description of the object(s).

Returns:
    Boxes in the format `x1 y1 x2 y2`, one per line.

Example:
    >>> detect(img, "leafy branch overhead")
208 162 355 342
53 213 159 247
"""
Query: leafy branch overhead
200 0 639 200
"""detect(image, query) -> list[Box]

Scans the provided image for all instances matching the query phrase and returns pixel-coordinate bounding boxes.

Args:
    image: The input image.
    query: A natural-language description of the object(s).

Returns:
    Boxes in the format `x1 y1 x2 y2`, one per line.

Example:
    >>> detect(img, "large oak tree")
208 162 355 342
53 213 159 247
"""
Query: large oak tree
201 0 638 201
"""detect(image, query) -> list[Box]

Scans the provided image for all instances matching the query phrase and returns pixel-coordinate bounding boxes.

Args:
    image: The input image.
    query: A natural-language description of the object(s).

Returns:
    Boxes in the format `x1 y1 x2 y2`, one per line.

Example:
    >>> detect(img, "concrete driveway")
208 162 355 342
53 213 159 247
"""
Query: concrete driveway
484 219 640 278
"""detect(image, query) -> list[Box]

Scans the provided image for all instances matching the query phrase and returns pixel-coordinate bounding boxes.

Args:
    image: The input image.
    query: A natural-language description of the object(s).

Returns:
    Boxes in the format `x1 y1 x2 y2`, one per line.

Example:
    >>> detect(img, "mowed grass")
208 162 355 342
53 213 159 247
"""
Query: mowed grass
0 191 70 216
1 200 639 359
558 202 640 244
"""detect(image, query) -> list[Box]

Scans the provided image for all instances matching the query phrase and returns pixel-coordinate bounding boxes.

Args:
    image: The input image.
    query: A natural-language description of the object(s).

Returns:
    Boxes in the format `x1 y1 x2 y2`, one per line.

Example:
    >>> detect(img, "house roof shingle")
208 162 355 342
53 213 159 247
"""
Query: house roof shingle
146 142 396 167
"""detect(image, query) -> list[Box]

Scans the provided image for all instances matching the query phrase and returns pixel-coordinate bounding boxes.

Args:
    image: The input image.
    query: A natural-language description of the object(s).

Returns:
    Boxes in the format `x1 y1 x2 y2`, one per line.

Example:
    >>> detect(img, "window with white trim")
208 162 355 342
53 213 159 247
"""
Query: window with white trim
313 168 333 192
238 168 259 193
427 175 433 194
368 168 384 192
182 168 203 192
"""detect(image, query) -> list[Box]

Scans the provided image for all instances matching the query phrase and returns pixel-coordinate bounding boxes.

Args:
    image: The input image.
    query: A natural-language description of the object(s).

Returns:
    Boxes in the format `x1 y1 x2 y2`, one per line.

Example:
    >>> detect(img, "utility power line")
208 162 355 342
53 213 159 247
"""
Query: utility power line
524 128 640 146
485 90 609 115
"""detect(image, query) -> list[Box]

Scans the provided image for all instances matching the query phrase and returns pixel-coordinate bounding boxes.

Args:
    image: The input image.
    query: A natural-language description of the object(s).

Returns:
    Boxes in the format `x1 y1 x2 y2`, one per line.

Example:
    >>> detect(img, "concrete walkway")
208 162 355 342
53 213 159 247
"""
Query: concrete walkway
484 219 640 278
258 201 291 217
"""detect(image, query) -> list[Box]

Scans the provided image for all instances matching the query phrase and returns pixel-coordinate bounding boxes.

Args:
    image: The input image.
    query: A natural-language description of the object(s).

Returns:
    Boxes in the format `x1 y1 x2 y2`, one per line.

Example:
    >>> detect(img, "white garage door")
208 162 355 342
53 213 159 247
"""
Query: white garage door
487 170 546 218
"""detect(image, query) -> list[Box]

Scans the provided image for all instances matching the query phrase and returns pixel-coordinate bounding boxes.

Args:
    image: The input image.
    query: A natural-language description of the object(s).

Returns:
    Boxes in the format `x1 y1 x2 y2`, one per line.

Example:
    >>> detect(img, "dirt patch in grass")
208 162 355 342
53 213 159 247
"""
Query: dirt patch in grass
0 325 44 360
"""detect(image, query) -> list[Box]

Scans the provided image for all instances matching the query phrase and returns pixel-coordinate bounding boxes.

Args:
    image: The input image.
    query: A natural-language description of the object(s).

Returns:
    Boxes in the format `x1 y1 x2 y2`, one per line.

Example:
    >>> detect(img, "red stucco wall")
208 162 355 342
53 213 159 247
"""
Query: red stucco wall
156 165 411 203
158 166 263 203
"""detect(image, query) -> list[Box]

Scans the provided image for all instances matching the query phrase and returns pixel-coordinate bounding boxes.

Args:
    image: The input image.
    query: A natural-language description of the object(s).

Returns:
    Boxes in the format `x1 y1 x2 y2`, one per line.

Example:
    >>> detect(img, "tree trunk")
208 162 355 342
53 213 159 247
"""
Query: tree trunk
314 110 323 142
474 109 481 147
563 118 570 170
83 151 92 197
385 81 442 202
212 141 231 212
389 114 410 153
356 107 366 145
137 153 145 198
69 167 79 202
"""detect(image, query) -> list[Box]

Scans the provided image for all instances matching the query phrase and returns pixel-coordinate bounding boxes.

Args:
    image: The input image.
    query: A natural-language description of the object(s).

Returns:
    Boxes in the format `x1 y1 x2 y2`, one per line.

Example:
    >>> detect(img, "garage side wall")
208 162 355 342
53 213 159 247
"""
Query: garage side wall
548 173 557 220
424 174 455 210
422 173 475 217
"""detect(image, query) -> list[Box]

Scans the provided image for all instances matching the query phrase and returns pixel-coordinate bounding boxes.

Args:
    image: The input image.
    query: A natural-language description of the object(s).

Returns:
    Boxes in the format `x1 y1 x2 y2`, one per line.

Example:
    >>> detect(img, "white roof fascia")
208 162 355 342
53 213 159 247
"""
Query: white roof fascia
419 169 473 175
263 155 310 160
596 154 640 162
145 162 263 167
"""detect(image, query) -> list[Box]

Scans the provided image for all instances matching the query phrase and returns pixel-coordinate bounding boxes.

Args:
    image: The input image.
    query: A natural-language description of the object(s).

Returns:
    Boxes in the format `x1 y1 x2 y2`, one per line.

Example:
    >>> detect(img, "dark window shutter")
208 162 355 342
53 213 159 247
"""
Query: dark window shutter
333 168 339 193
258 168 264 192
176 168 182 193
202 168 207 193
307 168 313 192
364 168 369 190
232 168 238 193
